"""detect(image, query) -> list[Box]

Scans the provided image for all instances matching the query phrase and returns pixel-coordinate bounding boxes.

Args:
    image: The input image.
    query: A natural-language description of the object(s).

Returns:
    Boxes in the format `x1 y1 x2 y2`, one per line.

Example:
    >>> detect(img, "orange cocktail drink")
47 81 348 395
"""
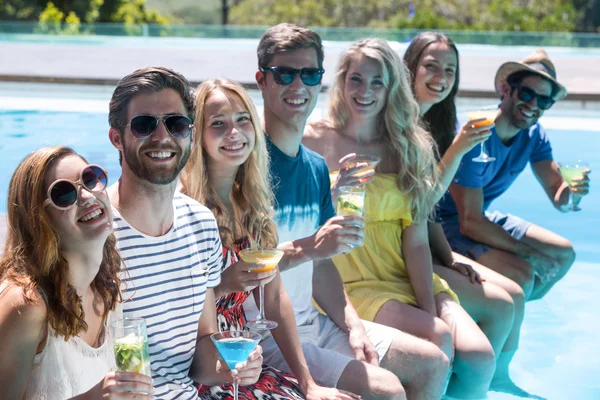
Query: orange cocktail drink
239 248 284 330
239 248 284 273
466 109 497 128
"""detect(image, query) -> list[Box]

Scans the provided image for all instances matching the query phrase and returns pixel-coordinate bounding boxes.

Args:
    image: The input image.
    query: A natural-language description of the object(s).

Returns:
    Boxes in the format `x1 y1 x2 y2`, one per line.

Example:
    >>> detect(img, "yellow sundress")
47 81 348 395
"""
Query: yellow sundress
333 173 458 322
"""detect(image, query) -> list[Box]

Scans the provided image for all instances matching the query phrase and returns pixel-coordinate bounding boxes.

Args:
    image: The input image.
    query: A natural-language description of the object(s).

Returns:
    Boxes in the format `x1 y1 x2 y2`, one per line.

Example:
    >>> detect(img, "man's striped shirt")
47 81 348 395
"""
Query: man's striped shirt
113 193 222 400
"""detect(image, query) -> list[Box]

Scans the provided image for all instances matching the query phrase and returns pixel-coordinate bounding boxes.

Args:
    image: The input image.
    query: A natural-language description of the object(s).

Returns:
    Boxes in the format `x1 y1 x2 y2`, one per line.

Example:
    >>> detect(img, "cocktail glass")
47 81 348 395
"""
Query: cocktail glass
211 331 262 400
111 318 151 377
343 154 381 184
337 186 366 217
239 248 284 330
558 160 590 211
466 108 497 163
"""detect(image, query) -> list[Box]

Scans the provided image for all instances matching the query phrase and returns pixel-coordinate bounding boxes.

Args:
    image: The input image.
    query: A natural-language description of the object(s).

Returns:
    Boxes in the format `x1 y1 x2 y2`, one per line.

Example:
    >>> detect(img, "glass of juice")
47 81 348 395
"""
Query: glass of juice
211 330 262 400
111 318 151 377
337 186 366 217
558 160 590 211
466 108 497 163
239 248 284 330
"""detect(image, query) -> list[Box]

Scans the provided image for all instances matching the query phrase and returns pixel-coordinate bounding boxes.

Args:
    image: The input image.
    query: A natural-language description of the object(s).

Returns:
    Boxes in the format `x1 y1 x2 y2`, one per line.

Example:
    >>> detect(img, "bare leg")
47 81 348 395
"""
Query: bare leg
375 298 495 399
433 262 514 358
444 253 534 396
338 360 406 400
436 293 496 399
476 249 536 300
520 224 576 300
380 329 451 400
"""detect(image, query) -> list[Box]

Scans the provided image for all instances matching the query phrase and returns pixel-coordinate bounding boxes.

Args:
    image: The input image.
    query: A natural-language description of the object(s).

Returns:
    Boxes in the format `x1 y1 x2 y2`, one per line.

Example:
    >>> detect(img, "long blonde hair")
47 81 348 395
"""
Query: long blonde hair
180 79 277 248
325 38 440 222
0 146 121 340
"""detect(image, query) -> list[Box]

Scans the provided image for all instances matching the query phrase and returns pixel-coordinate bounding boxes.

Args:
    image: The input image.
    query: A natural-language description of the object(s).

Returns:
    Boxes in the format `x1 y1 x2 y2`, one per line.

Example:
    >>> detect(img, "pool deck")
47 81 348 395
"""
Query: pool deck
1 37 600 101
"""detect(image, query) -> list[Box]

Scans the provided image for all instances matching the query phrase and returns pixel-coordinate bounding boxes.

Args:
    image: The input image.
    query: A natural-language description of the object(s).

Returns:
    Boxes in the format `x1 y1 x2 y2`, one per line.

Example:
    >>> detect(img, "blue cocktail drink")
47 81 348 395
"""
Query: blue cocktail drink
211 331 262 400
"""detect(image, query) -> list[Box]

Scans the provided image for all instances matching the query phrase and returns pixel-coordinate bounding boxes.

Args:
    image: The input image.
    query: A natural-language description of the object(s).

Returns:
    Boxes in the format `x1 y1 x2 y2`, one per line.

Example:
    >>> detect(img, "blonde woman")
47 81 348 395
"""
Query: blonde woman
180 78 358 400
304 39 496 399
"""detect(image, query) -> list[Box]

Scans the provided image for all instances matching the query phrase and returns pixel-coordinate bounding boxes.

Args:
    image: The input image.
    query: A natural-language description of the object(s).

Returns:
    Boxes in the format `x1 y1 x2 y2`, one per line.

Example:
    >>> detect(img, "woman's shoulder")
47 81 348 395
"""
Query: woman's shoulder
0 283 47 338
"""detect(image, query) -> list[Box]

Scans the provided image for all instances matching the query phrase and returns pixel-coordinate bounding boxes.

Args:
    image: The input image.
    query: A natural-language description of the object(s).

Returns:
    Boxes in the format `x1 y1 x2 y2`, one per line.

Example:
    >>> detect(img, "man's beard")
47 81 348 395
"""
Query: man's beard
123 143 191 185
506 101 540 131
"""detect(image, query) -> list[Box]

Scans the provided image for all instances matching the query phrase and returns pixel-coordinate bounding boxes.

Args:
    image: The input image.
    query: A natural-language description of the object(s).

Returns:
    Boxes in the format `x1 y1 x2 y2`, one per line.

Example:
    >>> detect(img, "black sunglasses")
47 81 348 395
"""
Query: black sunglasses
126 114 193 139
260 66 325 86
510 84 555 110
44 164 108 210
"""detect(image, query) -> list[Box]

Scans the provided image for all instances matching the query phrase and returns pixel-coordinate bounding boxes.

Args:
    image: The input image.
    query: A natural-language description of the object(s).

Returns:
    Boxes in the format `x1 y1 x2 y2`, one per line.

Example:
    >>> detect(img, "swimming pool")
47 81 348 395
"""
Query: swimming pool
1 83 599 399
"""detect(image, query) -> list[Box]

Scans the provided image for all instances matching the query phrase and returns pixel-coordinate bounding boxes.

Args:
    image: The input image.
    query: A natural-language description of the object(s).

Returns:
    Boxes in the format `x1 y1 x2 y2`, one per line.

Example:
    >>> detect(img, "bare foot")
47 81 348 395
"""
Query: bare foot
490 378 546 399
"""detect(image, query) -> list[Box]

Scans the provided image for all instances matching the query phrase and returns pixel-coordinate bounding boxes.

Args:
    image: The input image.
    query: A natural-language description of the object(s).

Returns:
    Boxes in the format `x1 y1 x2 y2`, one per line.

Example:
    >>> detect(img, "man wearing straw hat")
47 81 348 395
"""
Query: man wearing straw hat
438 49 591 303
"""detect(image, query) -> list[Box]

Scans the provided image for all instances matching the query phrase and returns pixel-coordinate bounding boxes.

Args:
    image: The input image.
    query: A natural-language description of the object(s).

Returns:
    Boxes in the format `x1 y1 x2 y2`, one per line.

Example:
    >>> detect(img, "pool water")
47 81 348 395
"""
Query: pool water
1 89 599 399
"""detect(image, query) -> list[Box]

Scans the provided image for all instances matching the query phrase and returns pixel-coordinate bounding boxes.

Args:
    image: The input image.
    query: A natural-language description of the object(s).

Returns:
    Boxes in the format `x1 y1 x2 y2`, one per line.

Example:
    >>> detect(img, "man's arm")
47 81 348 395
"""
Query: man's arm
450 183 535 257
189 288 227 386
312 258 379 366
531 159 571 211
277 216 365 272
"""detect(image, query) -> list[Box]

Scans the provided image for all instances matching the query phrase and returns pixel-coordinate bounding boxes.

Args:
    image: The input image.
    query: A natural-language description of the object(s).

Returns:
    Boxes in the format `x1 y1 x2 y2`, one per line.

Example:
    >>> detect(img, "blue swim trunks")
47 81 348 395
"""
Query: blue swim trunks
441 211 531 260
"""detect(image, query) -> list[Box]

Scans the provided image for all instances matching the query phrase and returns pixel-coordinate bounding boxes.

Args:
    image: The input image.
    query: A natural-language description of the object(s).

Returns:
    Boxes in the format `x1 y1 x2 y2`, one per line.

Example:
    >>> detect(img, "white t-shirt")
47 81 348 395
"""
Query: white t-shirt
113 193 222 400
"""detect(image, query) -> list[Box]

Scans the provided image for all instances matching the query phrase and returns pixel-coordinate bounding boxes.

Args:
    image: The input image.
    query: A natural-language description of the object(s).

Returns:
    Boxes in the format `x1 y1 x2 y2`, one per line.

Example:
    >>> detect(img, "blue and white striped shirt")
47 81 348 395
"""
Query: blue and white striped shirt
113 193 222 400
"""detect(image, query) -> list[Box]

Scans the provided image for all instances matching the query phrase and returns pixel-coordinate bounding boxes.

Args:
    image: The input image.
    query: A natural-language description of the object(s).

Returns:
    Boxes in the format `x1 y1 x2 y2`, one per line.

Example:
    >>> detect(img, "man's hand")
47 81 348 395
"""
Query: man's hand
348 326 379 367
218 260 277 295
310 216 365 260
234 345 263 386
519 246 560 283
305 382 362 400
571 168 591 210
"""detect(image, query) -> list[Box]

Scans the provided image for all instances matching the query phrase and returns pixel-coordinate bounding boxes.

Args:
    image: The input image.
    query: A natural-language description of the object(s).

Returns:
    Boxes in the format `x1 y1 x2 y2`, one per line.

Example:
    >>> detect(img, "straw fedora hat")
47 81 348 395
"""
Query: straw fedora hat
494 49 567 101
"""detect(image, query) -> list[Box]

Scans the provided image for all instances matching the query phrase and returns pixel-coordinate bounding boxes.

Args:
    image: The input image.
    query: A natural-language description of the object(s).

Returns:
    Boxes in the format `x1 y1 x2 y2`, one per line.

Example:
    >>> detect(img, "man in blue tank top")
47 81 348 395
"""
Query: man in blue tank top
438 49 591 302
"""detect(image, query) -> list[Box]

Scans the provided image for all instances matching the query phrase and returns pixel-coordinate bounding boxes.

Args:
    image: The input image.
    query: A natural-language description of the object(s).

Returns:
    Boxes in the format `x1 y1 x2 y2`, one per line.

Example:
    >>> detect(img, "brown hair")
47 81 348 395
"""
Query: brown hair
108 66 195 132
257 23 324 69
404 32 460 159
180 79 277 249
0 146 122 340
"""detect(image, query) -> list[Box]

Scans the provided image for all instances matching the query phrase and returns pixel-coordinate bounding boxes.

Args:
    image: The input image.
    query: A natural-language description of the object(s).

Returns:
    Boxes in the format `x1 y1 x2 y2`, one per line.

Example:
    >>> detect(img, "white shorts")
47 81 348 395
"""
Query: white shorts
261 313 396 387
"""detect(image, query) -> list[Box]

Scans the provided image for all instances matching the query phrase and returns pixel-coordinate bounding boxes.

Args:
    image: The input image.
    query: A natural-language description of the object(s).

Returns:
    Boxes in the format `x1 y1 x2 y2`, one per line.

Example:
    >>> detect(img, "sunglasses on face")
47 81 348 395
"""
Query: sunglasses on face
260 66 325 86
510 84 555 110
43 164 108 210
126 114 193 140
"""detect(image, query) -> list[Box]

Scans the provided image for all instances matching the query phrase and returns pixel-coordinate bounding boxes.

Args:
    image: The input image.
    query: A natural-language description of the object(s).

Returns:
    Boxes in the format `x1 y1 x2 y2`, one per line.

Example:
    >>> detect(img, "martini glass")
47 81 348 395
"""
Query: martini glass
558 160 590 211
211 331 262 400
466 108 497 163
343 154 381 184
239 248 284 330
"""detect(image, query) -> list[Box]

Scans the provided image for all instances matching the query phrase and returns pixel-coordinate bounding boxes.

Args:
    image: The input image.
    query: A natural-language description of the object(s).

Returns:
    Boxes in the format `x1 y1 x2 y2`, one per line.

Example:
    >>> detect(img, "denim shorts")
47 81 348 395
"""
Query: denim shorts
442 211 531 260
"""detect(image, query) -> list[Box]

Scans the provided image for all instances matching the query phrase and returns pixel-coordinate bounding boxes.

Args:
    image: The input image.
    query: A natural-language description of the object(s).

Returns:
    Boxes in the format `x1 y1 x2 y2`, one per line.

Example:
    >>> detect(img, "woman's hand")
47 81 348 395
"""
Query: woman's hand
331 153 375 203
81 371 153 399
219 260 278 295
233 345 263 386
451 118 494 157
450 260 483 284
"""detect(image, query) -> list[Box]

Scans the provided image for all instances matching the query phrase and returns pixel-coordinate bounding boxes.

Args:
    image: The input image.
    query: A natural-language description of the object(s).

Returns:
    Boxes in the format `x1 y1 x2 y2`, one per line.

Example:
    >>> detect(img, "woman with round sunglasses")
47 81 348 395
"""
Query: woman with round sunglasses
180 79 359 400
403 32 533 396
0 146 153 400
304 38 499 399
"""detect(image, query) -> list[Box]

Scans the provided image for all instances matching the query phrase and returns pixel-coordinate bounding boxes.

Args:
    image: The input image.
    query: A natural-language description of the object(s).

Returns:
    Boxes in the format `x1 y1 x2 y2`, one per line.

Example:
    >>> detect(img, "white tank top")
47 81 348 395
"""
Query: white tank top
1 284 120 399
